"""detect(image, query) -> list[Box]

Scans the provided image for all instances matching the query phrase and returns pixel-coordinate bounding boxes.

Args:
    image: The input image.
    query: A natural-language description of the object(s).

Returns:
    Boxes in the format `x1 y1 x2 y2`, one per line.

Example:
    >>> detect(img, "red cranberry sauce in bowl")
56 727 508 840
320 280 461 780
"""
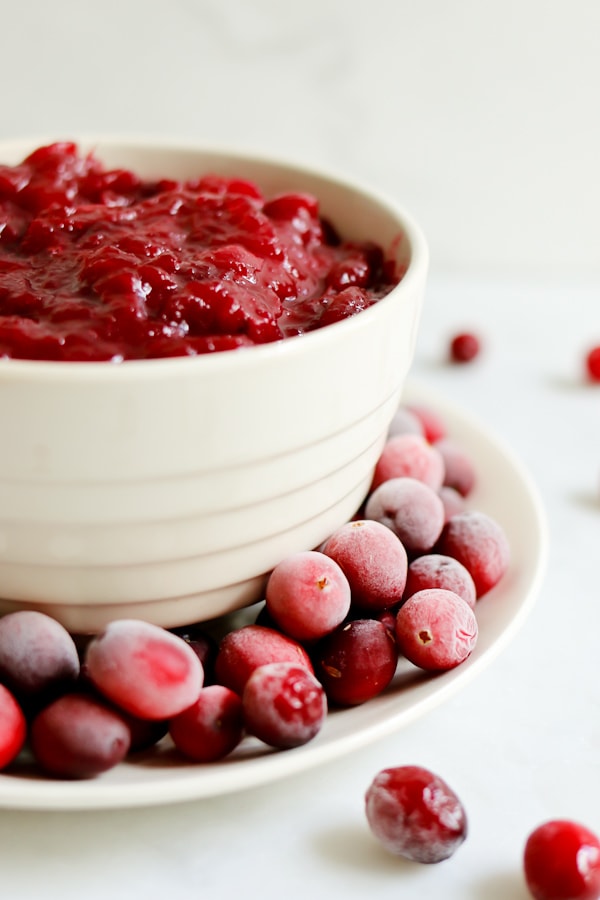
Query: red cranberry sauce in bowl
0 142 401 363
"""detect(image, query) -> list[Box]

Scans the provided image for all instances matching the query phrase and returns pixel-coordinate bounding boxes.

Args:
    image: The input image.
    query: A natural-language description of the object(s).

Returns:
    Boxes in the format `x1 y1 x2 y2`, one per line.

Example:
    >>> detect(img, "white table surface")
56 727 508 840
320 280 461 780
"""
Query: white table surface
0 271 598 899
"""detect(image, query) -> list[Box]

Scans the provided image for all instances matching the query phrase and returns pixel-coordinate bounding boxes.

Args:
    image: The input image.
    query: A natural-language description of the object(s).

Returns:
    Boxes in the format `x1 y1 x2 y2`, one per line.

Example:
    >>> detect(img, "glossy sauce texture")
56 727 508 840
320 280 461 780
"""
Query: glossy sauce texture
0 143 398 361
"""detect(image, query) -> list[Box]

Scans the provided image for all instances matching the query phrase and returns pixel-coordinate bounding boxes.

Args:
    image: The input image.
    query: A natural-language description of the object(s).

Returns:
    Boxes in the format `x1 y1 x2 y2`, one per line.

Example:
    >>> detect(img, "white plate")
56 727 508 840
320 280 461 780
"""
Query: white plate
0 380 548 810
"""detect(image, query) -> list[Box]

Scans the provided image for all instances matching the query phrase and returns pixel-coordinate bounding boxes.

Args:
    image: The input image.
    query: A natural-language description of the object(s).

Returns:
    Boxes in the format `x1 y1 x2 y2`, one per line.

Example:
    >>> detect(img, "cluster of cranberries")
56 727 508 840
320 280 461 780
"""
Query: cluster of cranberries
0 400 594 897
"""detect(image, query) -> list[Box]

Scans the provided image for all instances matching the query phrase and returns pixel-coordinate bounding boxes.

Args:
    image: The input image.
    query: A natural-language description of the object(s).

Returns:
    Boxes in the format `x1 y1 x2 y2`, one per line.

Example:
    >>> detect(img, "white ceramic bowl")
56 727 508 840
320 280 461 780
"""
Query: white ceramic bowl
0 137 428 632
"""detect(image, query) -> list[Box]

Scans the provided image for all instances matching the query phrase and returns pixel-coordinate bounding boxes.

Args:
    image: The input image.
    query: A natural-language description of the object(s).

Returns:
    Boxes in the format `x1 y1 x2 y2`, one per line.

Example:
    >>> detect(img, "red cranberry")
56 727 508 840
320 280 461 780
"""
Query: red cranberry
365 765 467 863
450 331 481 363
265 550 351 642
437 510 510 597
585 346 600 382
524 820 600 900
371 433 445 492
30 693 131 779
365 476 445 556
0 684 27 769
313 618 398 706
242 661 327 749
214 624 314 696
321 519 407 612
395 588 478 670
169 685 244 762
85 619 203 720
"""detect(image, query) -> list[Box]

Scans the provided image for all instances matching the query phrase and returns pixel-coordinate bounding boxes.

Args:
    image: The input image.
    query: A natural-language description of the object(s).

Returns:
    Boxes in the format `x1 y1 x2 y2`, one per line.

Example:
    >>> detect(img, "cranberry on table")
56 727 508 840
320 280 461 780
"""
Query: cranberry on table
365 765 468 863
371 433 445 492
523 820 600 900
214 624 314 696
585 346 600 382
321 519 408 613
169 685 244 763
395 588 478 671
365 476 445 556
0 684 27 770
265 550 351 642
449 331 481 363
85 619 204 720
242 661 327 749
437 510 510 597
30 692 131 779
313 618 398 706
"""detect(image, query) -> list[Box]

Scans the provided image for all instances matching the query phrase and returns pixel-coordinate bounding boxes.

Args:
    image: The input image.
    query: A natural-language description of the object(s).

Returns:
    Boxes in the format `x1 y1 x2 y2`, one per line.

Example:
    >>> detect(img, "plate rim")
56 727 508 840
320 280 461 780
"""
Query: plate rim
0 379 549 810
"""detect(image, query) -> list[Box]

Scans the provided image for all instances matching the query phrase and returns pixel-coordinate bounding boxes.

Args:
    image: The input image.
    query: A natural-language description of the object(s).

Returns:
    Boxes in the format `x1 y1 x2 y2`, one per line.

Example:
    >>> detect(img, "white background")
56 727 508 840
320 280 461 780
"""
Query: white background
0 3 599 899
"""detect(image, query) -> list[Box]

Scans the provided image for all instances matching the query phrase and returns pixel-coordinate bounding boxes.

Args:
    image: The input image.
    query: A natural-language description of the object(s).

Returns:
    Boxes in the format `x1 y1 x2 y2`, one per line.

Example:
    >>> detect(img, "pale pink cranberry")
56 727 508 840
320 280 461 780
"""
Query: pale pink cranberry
437 510 510 597
406 404 447 443
85 619 204 720
313 618 398 706
387 406 425 438
371 433 445 492
169 684 244 762
322 519 407 612
242 661 327 749
395 588 478 670
524 820 600 900
265 550 351 642
214 624 314 696
365 476 445 555
438 485 467 522
0 609 80 711
30 692 131 779
435 437 477 497
365 765 467 863
0 684 27 769
404 554 477 609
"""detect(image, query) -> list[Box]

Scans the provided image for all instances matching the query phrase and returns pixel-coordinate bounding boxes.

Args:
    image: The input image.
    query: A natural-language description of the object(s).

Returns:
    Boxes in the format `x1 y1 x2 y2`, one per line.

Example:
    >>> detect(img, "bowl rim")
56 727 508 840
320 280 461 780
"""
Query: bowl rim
0 134 429 382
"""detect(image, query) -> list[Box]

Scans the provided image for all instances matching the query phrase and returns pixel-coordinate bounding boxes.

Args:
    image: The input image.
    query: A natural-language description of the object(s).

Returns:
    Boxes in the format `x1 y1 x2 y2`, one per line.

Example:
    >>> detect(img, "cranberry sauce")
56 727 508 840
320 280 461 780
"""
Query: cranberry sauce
0 143 399 361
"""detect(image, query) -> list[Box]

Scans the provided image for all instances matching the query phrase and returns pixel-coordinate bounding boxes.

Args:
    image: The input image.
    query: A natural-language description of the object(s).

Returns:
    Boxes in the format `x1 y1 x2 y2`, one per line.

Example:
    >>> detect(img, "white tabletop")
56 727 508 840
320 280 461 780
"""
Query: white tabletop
0 271 598 899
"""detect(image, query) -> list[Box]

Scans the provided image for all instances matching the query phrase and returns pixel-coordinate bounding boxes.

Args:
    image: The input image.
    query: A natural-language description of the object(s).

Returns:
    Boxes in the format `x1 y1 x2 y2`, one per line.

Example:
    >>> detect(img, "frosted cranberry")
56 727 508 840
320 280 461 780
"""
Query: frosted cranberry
437 511 510 597
265 551 351 642
395 589 478 671
85 619 203 720
450 331 480 363
406 405 447 443
387 405 425 438
242 662 327 749
0 610 80 711
438 485 467 522
371 434 445 492
322 520 407 612
365 477 445 555
524 820 600 900
585 347 600 382
405 554 477 609
0 684 27 769
30 693 131 779
435 438 476 497
169 685 244 762
214 624 314 696
313 618 398 706
365 765 467 863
